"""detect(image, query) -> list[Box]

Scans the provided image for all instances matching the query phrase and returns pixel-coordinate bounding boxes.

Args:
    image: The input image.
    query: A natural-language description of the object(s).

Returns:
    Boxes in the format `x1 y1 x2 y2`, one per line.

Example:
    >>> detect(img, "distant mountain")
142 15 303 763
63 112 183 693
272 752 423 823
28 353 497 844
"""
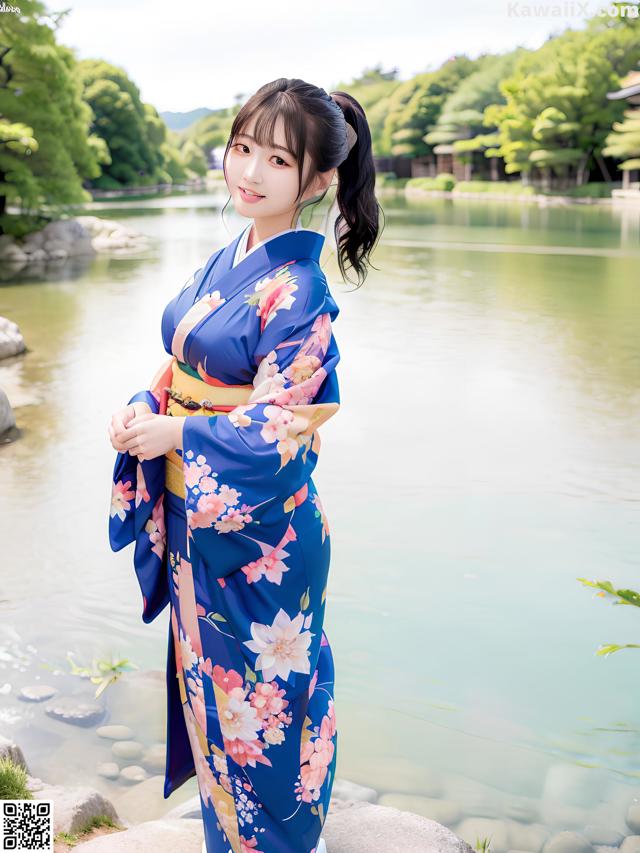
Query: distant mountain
160 108 215 132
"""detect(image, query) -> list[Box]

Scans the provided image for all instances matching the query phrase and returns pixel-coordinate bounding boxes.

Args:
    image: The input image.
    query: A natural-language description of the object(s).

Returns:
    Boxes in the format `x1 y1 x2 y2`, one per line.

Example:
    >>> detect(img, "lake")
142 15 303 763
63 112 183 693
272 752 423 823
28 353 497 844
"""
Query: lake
1 189 639 834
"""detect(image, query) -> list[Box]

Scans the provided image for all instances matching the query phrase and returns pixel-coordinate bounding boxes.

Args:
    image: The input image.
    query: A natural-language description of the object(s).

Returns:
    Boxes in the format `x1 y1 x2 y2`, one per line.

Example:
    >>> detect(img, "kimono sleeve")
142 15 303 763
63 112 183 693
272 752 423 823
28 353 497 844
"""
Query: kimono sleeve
109 384 169 624
181 267 340 566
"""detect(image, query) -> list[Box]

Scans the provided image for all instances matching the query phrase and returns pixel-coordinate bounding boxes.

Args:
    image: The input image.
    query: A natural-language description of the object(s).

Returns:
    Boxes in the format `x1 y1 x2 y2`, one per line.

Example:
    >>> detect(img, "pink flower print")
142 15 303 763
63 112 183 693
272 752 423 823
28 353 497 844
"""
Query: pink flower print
253 268 298 331
183 451 213 489
198 475 219 494
196 491 226 519
311 733 334 769
263 727 285 746
212 664 244 695
212 752 229 776
145 494 166 559
186 667 207 733
226 735 272 769
228 404 256 428
218 686 262 745
179 628 198 672
240 836 263 853
287 353 321 385
214 506 252 533
134 462 150 507
299 761 328 802
110 479 135 521
183 704 218 809
200 290 226 312
241 550 290 585
218 484 240 505
249 681 289 721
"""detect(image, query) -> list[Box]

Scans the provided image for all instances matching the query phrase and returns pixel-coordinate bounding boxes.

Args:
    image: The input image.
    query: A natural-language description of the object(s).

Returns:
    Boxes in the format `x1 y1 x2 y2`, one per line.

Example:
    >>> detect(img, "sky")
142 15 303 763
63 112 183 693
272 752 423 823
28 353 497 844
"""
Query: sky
55 0 595 114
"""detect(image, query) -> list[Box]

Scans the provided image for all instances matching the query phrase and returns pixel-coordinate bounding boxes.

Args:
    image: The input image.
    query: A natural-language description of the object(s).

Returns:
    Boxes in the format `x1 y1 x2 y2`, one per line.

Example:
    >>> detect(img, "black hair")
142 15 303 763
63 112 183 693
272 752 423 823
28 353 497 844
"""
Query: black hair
221 77 384 288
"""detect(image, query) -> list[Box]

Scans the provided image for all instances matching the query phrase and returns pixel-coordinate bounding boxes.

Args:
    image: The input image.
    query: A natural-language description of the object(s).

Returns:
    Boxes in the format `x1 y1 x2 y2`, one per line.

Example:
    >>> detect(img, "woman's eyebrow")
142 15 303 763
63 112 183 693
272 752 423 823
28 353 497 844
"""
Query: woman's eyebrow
235 133 294 158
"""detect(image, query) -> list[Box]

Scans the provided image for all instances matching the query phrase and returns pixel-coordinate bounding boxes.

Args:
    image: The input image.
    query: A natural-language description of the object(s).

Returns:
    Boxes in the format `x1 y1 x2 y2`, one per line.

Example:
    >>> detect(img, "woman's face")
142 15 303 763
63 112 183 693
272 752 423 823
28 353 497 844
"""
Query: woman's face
225 112 333 228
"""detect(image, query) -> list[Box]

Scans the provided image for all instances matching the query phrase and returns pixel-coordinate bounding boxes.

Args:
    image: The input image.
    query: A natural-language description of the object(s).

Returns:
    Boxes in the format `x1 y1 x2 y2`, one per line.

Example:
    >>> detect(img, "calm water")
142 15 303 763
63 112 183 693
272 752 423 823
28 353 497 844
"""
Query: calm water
1 191 639 832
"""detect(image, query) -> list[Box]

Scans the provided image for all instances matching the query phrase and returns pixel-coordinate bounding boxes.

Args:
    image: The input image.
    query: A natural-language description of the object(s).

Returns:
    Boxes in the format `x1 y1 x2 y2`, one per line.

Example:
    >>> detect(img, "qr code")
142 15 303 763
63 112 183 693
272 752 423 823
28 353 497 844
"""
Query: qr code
0 800 53 851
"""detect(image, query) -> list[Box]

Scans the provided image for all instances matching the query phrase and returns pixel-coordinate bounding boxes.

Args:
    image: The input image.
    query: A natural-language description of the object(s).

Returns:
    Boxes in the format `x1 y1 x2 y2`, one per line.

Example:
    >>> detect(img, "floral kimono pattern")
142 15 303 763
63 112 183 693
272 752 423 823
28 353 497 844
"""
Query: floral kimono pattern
109 227 340 853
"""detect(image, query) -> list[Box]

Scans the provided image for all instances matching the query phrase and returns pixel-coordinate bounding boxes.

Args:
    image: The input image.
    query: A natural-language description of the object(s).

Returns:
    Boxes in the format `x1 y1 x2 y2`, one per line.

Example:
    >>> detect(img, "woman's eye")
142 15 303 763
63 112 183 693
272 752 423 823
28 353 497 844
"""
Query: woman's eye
272 156 287 166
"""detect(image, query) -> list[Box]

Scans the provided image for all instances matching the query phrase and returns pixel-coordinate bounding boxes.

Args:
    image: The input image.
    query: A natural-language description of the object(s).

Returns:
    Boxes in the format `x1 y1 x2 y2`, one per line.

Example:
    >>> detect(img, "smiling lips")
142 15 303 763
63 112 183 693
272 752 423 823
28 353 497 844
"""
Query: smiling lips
239 186 265 202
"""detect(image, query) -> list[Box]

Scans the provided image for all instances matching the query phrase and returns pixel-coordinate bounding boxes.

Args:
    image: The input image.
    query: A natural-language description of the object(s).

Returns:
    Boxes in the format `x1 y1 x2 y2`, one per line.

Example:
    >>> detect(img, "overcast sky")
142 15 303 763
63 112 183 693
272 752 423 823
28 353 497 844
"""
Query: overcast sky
56 0 593 113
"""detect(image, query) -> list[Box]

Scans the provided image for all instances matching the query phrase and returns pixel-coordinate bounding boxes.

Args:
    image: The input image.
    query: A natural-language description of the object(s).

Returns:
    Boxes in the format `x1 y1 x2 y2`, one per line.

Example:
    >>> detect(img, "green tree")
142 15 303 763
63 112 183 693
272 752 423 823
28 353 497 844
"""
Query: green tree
484 20 640 187
382 55 481 159
0 0 101 230
77 58 170 188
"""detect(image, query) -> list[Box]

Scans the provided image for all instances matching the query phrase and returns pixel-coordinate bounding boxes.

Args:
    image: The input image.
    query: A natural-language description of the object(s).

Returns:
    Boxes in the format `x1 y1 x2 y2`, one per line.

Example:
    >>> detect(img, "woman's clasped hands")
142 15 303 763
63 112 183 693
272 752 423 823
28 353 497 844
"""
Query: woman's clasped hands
108 401 185 462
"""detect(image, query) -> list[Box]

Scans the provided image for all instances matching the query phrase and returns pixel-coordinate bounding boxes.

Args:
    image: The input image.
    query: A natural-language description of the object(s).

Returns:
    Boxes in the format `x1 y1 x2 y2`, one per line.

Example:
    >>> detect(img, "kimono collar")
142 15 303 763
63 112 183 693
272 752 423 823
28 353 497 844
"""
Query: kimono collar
215 226 325 281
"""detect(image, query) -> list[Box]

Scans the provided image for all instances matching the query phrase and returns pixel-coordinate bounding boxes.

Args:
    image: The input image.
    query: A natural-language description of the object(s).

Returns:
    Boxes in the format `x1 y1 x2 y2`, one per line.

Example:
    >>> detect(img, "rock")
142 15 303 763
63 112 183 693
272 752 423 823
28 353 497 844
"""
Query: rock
0 734 29 772
18 684 57 702
142 743 166 773
30 781 120 835
620 838 640 853
0 388 16 437
584 827 625 847
44 696 106 727
109 775 185 825
0 315 26 360
112 741 144 761
97 763 120 781
163 794 202 821
542 832 597 853
0 241 27 263
507 822 552 852
379 793 462 827
119 765 147 783
323 799 474 853
628 801 640 834
71 816 203 850
330 777 378 803
96 725 134 741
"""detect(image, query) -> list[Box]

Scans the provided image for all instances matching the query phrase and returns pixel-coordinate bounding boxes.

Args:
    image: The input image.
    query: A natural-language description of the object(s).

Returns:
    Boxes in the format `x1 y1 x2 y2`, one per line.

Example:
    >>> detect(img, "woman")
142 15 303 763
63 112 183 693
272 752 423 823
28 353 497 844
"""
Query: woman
108 77 382 853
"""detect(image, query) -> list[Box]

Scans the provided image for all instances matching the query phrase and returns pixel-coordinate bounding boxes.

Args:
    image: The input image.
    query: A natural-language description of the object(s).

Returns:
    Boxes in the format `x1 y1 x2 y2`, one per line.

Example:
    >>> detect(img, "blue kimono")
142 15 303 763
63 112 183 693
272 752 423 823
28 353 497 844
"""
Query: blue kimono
109 224 340 853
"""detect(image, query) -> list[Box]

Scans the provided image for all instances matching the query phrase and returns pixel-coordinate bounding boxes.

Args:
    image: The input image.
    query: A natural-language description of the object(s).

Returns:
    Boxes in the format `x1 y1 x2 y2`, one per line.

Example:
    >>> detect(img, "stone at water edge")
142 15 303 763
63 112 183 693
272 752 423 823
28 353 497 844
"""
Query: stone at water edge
379 792 462 827
28 778 121 836
97 763 120 781
542 831 597 853
70 816 203 851
141 743 166 773
18 685 57 702
96 725 134 741
119 766 147 784
323 799 475 853
330 777 378 803
111 741 144 761
0 734 29 771
44 696 106 727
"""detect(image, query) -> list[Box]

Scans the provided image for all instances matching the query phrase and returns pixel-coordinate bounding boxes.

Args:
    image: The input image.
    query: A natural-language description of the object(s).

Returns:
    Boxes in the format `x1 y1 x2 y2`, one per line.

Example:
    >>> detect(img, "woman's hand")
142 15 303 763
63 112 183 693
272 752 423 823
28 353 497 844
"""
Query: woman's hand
108 402 152 453
117 413 186 462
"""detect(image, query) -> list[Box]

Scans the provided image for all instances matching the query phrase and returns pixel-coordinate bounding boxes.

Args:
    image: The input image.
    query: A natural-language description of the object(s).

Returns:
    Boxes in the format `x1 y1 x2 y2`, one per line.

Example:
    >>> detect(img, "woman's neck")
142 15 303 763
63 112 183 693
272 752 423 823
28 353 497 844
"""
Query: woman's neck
247 215 300 251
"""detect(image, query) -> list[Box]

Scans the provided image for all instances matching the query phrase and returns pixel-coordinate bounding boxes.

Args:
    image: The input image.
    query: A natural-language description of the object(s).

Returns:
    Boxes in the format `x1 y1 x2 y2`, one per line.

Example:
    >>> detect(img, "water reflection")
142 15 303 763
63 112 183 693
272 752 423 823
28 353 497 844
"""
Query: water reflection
1 191 639 832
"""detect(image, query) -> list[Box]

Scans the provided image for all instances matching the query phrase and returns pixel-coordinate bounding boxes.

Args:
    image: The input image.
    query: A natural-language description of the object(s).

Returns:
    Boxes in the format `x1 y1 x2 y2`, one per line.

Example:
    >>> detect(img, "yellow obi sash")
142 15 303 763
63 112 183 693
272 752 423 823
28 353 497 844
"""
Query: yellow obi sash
162 358 254 499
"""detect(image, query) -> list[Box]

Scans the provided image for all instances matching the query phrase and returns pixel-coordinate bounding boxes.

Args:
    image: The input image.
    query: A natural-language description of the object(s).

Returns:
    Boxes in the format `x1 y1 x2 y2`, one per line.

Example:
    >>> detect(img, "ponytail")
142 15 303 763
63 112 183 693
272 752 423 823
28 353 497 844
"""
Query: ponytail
330 91 384 289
